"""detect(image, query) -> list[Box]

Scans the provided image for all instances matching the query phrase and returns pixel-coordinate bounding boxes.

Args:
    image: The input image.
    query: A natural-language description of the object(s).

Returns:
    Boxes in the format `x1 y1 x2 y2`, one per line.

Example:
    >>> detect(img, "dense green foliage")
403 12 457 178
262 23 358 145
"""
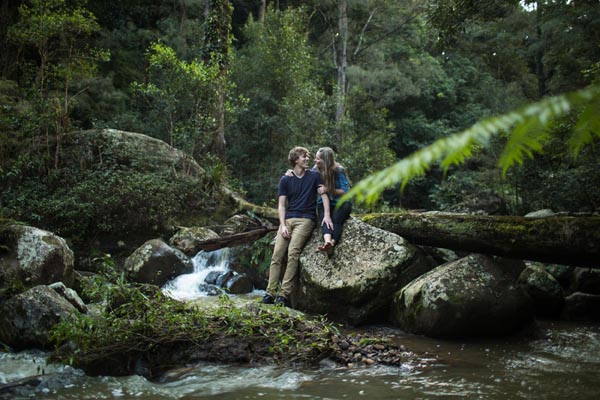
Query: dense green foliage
1 0 599 245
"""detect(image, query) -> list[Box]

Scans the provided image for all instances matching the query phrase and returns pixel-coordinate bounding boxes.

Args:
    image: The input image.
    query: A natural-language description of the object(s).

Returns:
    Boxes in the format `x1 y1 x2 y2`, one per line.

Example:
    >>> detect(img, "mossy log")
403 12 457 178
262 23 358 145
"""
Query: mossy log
360 212 600 268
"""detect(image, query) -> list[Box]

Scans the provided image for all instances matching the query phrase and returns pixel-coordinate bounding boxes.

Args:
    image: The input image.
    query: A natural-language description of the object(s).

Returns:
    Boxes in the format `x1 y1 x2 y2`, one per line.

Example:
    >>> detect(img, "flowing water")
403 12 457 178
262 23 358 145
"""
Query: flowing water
2 251 600 399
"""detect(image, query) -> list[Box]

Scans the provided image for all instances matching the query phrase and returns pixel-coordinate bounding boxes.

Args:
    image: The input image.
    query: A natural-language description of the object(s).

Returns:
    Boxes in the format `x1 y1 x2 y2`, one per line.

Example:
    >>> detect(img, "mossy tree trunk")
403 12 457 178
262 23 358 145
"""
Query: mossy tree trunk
360 212 600 268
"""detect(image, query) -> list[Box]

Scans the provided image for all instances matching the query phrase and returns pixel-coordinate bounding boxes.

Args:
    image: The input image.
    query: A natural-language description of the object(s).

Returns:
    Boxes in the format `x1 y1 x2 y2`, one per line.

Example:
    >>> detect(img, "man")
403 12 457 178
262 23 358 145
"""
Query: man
262 146 333 307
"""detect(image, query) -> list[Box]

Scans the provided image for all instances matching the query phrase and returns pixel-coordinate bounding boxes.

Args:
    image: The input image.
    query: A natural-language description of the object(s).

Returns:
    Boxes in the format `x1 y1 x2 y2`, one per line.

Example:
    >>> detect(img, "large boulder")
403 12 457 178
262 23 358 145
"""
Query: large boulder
168 226 220 256
0 225 74 293
294 218 436 325
0 285 80 350
123 239 193 286
390 254 534 338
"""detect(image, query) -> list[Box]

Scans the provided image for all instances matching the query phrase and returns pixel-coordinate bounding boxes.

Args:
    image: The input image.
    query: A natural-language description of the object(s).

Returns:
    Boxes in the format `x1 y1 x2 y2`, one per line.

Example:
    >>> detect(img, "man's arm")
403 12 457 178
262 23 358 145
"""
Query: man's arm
278 195 290 239
320 193 333 229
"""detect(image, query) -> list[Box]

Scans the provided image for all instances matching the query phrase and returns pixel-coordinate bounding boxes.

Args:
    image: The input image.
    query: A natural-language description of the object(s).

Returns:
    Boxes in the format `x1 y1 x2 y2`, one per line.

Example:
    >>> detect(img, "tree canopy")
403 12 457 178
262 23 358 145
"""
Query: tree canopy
1 0 599 242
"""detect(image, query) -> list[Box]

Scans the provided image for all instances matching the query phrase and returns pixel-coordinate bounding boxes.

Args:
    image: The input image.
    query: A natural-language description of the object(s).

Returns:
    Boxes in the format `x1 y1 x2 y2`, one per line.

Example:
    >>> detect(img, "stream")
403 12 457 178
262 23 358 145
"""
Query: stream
2 250 599 399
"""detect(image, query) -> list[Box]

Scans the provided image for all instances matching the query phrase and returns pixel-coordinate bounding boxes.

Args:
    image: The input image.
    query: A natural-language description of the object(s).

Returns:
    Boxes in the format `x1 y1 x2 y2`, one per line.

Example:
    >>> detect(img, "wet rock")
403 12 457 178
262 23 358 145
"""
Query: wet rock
124 239 193 286
198 283 222 296
225 274 253 294
204 271 221 285
216 271 235 287
0 285 80 350
391 254 534 338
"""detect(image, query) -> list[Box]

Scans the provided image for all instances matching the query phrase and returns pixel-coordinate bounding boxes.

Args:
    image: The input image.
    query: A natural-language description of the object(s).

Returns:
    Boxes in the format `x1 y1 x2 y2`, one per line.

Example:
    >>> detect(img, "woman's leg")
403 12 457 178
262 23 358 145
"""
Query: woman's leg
331 201 352 244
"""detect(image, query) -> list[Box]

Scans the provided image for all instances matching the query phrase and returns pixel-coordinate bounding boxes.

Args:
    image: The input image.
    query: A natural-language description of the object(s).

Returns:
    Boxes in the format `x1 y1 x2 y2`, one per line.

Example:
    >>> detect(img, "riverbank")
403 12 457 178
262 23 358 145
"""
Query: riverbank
2 319 600 399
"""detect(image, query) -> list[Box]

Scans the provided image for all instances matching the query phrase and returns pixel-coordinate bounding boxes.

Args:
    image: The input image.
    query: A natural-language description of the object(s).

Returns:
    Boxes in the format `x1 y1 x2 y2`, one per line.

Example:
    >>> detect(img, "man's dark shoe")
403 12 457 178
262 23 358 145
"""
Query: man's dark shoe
261 294 275 304
274 296 290 307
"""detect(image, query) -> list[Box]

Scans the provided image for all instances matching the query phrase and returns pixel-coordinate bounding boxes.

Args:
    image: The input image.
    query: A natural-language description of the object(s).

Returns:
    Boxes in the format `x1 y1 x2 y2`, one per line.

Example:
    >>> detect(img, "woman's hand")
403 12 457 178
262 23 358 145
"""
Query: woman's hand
317 185 327 195
285 169 293 177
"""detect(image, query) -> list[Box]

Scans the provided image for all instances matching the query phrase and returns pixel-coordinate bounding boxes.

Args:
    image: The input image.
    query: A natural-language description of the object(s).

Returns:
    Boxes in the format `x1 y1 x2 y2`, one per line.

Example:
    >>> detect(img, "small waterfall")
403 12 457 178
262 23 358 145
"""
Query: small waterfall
162 248 230 301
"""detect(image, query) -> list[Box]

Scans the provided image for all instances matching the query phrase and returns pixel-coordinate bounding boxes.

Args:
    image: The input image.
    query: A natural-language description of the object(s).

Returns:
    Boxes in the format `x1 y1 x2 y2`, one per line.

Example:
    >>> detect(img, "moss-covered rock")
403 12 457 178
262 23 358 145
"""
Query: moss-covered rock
390 254 534 338
518 264 564 318
0 285 80 350
0 225 74 297
168 226 220 256
295 218 436 325
1 129 239 255
123 239 193 286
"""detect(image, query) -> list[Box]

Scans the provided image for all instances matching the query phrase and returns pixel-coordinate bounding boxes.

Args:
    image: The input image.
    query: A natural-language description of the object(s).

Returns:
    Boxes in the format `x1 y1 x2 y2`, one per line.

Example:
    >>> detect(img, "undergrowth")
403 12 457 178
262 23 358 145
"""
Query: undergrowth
50 271 340 370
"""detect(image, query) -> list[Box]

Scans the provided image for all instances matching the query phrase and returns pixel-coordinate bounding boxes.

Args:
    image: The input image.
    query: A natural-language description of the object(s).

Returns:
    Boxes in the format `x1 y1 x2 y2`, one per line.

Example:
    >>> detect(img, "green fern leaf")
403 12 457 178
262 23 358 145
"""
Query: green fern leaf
344 84 600 206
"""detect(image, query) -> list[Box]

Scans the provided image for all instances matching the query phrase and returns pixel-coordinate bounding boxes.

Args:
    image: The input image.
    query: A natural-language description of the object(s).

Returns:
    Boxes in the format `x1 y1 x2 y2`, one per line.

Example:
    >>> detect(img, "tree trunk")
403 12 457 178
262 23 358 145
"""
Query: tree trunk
335 0 348 144
535 1 547 97
259 0 266 21
360 212 600 268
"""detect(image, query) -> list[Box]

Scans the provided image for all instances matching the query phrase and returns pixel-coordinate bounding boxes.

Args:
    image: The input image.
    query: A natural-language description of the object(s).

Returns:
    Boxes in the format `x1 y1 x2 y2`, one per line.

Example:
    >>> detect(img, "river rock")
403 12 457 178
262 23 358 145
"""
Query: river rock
295 218 437 325
390 254 534 338
215 270 235 287
168 226 220 256
518 265 564 318
204 270 221 285
123 239 193 286
0 225 75 292
225 274 253 294
48 282 88 313
0 285 79 350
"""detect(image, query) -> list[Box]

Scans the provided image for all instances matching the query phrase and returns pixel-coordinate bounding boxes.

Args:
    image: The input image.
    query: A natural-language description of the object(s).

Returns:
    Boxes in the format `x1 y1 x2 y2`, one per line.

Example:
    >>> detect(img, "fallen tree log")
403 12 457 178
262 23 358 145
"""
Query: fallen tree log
360 212 600 268
193 226 277 251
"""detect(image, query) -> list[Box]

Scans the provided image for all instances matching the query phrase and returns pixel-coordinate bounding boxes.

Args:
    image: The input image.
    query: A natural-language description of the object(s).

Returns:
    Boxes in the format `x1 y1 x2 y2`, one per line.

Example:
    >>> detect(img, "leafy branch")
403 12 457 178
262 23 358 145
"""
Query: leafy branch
343 84 600 206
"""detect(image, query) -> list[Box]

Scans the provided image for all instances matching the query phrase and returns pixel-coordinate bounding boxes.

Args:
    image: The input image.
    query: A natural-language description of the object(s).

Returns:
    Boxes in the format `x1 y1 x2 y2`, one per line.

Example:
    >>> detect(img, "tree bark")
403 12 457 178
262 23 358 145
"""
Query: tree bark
335 0 348 144
360 212 600 268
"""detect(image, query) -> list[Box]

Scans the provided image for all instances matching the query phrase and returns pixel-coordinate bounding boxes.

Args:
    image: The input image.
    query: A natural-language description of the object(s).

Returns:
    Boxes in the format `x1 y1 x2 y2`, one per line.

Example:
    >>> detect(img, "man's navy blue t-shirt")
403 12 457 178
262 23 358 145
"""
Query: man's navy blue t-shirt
277 169 323 220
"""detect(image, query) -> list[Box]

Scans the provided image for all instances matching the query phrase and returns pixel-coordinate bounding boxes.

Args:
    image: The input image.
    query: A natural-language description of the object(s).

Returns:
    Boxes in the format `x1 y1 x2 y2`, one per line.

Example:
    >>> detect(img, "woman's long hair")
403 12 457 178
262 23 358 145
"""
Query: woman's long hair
316 147 340 196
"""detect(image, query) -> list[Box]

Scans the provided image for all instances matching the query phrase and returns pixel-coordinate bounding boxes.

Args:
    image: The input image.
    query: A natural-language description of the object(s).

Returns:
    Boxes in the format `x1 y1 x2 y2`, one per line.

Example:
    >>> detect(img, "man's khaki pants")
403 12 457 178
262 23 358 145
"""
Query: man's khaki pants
266 218 315 299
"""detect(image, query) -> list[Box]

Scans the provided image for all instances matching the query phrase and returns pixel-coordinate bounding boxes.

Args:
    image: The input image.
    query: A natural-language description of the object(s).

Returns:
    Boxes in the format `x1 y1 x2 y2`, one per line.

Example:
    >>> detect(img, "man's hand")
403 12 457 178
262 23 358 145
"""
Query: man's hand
280 224 290 239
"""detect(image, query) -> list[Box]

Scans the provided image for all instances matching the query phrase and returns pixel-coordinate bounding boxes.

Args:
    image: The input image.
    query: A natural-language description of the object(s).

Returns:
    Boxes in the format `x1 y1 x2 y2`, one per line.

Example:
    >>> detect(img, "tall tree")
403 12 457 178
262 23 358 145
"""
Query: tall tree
335 0 349 143
202 0 233 160
8 0 107 168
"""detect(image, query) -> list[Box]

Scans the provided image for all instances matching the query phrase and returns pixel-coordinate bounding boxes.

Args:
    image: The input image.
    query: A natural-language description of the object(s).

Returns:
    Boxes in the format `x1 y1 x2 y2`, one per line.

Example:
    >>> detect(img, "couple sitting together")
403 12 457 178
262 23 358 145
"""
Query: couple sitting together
261 146 352 308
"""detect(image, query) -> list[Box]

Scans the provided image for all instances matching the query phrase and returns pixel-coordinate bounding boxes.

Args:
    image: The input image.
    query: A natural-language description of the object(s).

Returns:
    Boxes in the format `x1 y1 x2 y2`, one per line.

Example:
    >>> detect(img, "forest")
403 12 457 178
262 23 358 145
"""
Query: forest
0 0 599 247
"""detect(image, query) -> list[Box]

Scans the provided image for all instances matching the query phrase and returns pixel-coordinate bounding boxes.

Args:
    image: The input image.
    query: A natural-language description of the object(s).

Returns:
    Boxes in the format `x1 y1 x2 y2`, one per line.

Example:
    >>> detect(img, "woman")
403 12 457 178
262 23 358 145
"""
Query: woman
313 147 352 254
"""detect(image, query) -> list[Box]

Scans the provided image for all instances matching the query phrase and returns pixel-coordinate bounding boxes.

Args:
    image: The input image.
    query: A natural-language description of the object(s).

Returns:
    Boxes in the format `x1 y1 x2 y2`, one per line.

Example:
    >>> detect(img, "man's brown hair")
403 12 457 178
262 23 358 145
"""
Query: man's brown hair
288 146 309 167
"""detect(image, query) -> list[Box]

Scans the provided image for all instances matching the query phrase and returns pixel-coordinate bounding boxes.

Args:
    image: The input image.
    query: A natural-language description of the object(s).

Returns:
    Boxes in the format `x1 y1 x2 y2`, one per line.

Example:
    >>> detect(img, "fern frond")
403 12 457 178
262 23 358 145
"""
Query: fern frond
569 95 600 158
344 84 600 206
